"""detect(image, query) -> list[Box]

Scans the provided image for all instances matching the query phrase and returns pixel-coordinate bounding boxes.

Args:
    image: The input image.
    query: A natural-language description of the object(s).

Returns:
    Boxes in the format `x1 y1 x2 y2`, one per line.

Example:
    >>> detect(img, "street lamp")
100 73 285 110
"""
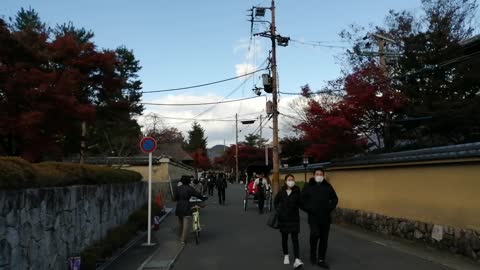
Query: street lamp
302 156 309 183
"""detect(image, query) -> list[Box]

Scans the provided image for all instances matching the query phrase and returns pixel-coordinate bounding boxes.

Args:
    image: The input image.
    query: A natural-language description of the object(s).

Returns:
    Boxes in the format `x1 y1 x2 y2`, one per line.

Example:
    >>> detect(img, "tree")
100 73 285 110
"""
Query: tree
190 149 211 170
185 122 207 152
295 64 406 161
340 0 480 147
280 136 309 164
296 97 366 162
88 46 144 156
0 9 144 160
244 133 268 148
53 21 94 44
217 144 271 171
147 127 185 144
10 7 47 33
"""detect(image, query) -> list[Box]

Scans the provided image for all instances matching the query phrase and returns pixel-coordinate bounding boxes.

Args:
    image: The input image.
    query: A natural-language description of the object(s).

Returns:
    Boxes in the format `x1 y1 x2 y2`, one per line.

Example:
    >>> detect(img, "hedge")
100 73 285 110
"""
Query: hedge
0 157 142 189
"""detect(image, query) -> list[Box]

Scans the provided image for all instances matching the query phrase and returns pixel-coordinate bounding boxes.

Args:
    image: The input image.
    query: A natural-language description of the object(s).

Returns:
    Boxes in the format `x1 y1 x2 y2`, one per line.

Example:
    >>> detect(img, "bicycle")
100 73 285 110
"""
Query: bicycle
191 205 202 245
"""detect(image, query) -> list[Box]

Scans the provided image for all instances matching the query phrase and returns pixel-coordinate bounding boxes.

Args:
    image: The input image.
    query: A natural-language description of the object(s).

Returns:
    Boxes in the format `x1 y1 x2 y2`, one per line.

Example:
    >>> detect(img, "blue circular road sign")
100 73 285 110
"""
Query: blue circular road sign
140 137 157 153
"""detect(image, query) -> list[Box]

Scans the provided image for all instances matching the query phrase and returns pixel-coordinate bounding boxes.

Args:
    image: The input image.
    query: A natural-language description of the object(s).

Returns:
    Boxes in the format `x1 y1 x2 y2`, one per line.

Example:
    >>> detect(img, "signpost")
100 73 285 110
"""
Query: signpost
140 137 157 246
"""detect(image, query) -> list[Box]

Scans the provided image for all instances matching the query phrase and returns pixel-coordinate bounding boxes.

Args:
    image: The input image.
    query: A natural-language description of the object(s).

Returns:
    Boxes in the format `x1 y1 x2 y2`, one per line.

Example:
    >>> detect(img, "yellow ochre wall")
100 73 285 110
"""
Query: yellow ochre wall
281 160 480 231
127 163 194 182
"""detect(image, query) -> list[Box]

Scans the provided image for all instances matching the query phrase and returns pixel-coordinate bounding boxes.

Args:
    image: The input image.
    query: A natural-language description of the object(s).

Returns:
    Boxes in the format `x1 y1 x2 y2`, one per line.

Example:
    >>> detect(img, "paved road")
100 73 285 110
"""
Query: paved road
171 184 457 270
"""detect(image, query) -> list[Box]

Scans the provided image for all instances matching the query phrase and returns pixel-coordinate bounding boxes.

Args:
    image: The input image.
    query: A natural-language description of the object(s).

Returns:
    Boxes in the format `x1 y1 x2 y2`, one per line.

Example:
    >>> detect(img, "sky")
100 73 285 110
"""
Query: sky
2 0 461 147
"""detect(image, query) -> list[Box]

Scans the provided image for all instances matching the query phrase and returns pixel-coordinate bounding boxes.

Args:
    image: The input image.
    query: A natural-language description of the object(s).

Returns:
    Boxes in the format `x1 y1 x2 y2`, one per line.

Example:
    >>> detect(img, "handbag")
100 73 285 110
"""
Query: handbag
267 210 279 229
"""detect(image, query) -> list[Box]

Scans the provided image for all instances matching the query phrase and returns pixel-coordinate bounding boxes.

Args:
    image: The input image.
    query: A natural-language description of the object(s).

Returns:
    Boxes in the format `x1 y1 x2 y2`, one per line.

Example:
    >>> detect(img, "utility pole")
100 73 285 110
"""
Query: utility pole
249 0 287 195
270 0 281 196
375 36 391 151
80 121 86 164
235 113 239 183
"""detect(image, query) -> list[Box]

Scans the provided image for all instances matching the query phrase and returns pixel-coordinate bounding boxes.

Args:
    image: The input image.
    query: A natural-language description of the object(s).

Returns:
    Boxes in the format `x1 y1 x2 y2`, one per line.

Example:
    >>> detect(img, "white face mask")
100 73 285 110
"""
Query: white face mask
315 176 324 183
286 180 295 188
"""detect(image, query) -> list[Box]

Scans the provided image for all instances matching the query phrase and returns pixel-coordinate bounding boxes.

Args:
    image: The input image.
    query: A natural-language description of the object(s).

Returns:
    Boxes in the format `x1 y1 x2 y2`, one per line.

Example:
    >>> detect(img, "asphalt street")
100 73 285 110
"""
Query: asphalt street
171 184 456 270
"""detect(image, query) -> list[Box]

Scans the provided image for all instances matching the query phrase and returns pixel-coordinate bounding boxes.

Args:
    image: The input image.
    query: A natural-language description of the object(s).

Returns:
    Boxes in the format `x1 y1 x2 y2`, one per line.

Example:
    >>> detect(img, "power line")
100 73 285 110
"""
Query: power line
289 39 350 49
280 50 480 97
151 111 263 122
141 68 267 94
142 95 265 106
188 58 270 122
279 89 344 95
251 114 272 135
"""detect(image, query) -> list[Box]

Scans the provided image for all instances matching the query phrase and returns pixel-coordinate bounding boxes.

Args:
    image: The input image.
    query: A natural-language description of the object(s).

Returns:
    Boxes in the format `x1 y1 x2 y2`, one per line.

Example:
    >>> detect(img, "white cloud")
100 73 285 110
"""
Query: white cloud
235 63 257 77
233 38 266 79
139 94 300 148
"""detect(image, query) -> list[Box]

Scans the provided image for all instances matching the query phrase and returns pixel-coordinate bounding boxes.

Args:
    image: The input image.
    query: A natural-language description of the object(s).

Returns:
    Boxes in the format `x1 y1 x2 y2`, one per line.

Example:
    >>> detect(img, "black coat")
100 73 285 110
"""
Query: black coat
301 179 338 225
216 177 228 190
175 185 204 218
274 186 301 233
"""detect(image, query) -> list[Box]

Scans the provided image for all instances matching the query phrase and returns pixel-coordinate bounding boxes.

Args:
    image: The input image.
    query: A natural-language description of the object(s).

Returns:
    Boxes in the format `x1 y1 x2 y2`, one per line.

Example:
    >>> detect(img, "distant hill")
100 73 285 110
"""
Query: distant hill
207 145 226 161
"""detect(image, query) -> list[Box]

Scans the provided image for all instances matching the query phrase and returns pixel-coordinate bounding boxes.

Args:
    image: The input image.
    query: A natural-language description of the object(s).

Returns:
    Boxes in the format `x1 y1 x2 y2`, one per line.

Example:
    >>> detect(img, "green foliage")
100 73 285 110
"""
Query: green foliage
244 133 268 148
0 157 36 189
334 0 480 151
185 122 208 152
10 7 47 33
53 21 94 43
0 158 142 189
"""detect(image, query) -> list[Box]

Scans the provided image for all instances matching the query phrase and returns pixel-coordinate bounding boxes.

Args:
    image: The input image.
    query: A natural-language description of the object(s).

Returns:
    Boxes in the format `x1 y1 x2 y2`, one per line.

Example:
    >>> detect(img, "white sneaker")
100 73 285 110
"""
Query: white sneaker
283 255 290 265
293 259 304 269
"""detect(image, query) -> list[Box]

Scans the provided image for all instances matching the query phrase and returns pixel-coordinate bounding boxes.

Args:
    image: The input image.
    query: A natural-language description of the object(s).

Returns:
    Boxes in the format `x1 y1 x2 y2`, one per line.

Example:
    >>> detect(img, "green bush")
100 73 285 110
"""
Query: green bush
80 245 103 270
0 157 36 189
0 158 142 189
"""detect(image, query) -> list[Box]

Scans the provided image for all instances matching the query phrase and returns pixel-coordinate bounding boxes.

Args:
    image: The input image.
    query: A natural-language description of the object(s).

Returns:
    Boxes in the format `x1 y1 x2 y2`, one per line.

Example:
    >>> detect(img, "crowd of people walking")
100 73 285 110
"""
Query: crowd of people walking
173 168 338 269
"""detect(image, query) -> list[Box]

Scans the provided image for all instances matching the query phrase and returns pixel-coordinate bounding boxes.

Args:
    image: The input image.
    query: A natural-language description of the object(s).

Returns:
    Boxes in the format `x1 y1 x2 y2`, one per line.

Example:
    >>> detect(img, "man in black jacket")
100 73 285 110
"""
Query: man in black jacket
216 173 228 205
301 169 338 269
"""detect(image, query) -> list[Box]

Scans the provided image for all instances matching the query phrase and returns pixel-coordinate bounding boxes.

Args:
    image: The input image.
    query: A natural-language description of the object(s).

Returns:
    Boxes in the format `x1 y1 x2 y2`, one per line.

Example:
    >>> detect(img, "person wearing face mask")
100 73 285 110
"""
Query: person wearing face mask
301 169 338 269
274 174 304 269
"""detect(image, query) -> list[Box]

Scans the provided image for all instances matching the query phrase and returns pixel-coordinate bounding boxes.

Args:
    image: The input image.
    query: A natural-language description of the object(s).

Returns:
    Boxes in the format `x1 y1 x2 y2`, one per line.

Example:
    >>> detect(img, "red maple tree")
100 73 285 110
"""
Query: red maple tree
190 149 211 170
216 144 271 171
296 63 406 161
0 14 138 161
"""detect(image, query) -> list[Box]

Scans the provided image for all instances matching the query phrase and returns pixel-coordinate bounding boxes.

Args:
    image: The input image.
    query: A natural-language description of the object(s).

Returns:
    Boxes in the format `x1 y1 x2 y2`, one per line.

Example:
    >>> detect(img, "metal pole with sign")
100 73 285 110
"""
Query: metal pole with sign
140 137 157 246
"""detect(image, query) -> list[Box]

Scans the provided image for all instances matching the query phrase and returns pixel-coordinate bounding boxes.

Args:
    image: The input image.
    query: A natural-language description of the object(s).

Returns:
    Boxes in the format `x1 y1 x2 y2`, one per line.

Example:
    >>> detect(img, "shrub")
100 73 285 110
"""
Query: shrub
0 157 36 189
0 159 143 189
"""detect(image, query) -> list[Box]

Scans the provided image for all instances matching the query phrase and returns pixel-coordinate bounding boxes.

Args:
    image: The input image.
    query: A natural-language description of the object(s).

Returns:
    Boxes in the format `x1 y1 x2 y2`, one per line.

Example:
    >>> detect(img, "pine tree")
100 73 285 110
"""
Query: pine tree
185 122 207 152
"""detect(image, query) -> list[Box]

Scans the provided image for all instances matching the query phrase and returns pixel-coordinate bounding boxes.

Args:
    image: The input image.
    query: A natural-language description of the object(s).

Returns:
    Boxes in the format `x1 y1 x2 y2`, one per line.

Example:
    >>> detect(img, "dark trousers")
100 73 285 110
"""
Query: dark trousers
218 188 226 204
258 197 265 213
309 223 330 261
208 185 214 196
282 232 299 258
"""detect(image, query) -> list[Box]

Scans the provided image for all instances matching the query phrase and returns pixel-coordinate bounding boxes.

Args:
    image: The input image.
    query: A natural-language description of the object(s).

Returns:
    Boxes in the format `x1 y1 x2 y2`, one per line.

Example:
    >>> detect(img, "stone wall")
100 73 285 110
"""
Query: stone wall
0 182 147 270
334 208 480 262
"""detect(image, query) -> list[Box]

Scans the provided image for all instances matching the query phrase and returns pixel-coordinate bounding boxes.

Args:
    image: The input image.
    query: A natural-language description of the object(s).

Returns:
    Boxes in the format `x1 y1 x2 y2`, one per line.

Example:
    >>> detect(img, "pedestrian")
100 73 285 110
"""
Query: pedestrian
207 173 215 196
274 174 304 269
191 178 204 195
254 173 270 214
175 175 205 244
216 173 228 205
301 169 338 269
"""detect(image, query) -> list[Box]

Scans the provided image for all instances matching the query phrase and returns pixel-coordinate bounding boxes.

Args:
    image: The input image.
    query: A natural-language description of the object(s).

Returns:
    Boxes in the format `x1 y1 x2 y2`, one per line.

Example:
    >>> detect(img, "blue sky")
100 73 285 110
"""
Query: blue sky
2 0 463 146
